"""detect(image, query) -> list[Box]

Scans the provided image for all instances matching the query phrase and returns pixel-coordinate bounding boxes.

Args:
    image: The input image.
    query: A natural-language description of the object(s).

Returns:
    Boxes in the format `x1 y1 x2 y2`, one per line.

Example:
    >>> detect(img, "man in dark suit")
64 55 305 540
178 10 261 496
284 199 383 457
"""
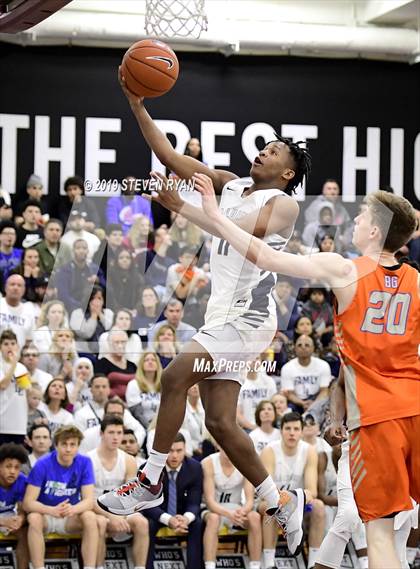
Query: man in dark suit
142 432 203 569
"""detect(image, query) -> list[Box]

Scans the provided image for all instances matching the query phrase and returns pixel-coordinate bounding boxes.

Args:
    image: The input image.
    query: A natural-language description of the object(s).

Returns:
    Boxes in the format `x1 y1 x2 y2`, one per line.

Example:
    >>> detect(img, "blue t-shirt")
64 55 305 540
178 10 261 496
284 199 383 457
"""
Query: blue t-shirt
27 451 94 506
0 472 27 514
0 249 23 280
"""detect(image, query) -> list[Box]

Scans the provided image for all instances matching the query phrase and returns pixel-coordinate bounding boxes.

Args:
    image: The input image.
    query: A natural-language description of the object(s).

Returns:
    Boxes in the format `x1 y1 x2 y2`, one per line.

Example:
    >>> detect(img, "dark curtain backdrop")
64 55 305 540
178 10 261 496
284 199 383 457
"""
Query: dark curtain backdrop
1 43 419 210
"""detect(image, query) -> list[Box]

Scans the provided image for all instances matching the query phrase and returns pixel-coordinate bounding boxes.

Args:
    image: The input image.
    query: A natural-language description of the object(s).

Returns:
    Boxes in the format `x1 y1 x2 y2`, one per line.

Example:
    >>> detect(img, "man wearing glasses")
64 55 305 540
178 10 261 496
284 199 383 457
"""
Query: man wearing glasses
20 345 52 393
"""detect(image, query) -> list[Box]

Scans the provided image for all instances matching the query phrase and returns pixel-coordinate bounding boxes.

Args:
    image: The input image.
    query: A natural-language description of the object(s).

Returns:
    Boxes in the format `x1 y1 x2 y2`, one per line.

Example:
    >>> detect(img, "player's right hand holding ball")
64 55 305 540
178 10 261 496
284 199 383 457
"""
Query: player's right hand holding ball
118 66 144 108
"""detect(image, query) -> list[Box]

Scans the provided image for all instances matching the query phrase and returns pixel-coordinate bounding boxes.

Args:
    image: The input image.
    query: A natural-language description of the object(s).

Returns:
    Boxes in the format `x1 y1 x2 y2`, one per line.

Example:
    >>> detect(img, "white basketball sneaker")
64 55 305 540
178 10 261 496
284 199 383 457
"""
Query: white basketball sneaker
97 470 164 516
265 488 306 555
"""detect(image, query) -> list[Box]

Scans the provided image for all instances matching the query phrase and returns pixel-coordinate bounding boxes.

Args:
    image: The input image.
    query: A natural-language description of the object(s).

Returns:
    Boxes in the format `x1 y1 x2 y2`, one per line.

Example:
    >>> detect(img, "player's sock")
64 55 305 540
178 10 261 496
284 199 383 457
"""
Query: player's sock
84 566 95 569
406 547 417 565
357 556 368 569
142 449 168 484
249 562 261 569
204 562 216 569
308 547 320 568
263 548 275 568
133 566 145 569
255 476 279 510
96 566 104 569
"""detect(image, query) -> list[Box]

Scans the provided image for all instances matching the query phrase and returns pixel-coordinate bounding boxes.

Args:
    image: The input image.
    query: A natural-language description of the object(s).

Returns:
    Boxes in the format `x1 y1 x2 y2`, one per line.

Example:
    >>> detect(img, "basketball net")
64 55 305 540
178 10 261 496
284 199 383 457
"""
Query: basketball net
145 0 207 39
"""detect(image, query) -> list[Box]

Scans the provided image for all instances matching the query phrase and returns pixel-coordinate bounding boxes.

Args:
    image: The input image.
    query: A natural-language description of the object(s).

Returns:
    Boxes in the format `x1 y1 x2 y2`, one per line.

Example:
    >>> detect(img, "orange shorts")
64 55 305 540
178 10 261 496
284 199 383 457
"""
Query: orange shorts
349 415 420 522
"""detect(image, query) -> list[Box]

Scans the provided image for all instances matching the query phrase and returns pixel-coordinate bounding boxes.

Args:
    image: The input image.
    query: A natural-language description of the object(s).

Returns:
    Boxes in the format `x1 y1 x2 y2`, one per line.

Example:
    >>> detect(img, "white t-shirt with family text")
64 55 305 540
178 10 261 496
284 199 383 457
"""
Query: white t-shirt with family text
281 356 331 401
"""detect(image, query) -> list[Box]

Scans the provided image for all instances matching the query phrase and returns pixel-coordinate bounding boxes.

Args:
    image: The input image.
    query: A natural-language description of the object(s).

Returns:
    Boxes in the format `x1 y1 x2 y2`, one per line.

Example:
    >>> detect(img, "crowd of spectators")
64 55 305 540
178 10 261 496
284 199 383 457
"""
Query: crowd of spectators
0 163 419 569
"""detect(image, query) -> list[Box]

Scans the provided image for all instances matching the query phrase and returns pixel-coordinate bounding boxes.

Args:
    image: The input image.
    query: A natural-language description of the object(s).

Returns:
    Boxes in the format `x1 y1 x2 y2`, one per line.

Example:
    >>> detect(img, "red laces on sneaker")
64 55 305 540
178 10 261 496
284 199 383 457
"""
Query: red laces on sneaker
116 480 139 496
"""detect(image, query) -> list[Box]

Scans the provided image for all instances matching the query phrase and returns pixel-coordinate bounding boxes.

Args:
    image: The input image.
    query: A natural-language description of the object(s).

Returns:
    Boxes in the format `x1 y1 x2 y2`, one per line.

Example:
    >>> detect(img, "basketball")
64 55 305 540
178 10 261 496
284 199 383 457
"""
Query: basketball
121 39 179 98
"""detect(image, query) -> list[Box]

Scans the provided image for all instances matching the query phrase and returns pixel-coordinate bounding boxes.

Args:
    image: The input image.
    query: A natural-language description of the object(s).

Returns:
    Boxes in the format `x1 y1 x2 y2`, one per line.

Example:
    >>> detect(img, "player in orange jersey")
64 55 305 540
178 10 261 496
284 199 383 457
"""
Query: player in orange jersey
193 177 419 569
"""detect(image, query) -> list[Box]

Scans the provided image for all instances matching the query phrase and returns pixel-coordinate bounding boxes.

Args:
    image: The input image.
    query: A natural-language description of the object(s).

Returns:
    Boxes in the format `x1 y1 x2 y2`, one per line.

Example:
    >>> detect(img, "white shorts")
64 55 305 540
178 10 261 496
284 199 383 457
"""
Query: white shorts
394 500 419 531
45 515 70 535
112 532 132 542
193 316 276 385
202 503 242 530
0 513 13 536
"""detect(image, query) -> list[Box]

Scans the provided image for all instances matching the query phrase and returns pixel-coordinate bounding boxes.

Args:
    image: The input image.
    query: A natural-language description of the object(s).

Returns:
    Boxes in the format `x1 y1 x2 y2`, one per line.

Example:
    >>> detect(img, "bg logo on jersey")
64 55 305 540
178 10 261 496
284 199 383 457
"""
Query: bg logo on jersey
385 275 398 288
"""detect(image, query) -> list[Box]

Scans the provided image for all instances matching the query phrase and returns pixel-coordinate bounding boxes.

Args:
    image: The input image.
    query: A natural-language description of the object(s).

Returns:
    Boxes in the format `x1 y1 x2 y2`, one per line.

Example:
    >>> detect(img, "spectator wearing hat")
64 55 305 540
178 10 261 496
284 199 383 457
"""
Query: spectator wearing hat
25 174 49 214
57 176 100 230
105 175 153 235
0 222 23 287
0 197 13 222
14 200 43 249
25 174 45 202
60 210 101 261
12 175 49 225
54 239 105 314
34 218 72 275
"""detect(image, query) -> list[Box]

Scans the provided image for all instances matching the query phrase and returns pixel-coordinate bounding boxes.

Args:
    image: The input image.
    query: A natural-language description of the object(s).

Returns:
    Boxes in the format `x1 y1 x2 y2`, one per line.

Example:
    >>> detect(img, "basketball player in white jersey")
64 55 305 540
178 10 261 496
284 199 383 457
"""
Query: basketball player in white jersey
99 69 312 554
260 412 325 569
88 416 149 569
202 446 262 569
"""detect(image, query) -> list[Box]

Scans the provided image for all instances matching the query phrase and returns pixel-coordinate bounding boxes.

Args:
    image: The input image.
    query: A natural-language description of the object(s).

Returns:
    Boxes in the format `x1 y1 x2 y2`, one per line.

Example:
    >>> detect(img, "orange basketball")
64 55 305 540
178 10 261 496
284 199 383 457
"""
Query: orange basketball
121 39 179 98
